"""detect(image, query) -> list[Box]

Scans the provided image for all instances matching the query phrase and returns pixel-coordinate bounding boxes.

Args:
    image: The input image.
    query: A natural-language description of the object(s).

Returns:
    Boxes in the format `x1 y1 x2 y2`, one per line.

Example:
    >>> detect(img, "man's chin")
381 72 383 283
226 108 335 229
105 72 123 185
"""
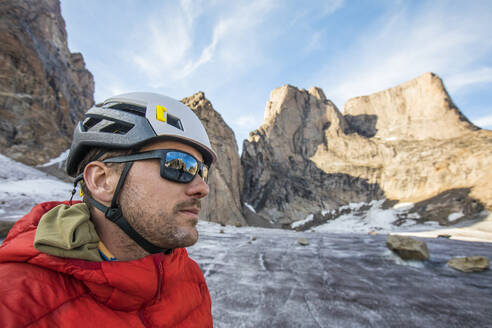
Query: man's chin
165 228 199 249
182 229 199 247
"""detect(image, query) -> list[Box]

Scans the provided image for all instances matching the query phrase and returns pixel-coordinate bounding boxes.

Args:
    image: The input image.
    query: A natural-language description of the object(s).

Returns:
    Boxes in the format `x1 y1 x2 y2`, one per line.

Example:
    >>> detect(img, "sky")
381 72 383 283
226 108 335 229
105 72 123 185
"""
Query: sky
60 0 492 151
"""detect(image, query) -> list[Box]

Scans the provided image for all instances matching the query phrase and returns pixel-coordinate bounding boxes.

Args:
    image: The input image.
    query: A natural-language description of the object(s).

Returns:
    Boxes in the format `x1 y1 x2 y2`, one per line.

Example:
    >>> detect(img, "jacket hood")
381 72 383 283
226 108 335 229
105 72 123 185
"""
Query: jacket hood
0 201 189 311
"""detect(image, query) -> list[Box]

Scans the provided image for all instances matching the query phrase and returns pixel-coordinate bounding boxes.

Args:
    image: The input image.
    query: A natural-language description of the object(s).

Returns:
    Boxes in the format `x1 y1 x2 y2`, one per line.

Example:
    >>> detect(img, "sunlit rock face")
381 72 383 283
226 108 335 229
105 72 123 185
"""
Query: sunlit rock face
344 72 479 140
182 92 247 227
242 85 384 227
242 74 492 227
0 0 94 165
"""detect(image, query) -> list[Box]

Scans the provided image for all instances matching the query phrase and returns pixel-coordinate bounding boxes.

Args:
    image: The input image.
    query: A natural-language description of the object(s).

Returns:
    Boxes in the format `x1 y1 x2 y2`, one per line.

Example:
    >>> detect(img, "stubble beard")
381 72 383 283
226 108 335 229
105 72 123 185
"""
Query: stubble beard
119 187 201 250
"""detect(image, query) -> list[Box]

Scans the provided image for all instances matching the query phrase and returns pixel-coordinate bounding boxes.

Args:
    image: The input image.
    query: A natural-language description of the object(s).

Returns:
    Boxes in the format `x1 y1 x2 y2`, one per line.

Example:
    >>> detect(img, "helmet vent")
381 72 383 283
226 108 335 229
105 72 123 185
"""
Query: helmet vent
107 103 146 117
167 114 184 131
100 121 134 135
82 117 102 131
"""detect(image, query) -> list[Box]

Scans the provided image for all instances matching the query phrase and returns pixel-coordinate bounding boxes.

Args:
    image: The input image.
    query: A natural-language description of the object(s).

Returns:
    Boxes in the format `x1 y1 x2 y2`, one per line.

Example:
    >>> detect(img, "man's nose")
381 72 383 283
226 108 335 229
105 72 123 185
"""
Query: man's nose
185 175 210 199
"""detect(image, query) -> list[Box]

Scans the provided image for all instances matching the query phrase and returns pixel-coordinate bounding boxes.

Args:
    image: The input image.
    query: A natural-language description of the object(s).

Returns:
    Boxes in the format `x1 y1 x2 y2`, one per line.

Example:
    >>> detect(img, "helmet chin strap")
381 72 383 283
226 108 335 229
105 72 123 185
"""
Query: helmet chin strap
85 162 171 255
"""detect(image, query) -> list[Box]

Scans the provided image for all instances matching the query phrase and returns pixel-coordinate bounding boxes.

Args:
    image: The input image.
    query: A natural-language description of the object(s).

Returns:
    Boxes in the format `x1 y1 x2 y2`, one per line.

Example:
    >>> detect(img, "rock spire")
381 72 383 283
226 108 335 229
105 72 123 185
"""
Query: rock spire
182 92 247 226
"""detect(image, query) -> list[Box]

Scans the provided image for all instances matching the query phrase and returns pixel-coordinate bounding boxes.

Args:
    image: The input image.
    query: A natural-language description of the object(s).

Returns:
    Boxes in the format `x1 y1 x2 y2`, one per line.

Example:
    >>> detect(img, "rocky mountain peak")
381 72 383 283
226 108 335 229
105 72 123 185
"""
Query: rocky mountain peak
344 72 479 140
242 84 379 226
307 86 326 101
253 84 347 161
263 85 333 129
182 91 206 109
242 75 491 228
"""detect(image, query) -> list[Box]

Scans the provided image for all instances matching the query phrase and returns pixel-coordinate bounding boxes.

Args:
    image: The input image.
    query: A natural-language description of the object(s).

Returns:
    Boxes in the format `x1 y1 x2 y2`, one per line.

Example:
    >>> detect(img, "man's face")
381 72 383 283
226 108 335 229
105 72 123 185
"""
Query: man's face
118 140 210 250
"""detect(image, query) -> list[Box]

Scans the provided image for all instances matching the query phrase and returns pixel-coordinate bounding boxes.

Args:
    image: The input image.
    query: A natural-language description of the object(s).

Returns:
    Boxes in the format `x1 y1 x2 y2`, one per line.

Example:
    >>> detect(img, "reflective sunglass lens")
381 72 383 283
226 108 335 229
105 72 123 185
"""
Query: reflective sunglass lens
163 151 207 183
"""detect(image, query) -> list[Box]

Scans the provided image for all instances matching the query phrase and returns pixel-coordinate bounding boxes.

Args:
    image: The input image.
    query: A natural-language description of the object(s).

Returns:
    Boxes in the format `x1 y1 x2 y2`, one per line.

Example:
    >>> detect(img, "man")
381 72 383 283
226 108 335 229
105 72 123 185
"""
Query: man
0 92 215 327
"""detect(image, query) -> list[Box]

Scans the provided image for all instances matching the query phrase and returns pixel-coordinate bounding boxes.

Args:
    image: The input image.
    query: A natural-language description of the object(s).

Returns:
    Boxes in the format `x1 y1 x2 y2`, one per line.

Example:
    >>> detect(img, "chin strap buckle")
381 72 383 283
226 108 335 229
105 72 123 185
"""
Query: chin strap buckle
69 174 84 205
104 207 122 222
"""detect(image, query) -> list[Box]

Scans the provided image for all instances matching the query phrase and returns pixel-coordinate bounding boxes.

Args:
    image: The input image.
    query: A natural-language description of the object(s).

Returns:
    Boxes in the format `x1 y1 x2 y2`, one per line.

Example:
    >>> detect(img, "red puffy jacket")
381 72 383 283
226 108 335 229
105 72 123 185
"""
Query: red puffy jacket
0 201 213 327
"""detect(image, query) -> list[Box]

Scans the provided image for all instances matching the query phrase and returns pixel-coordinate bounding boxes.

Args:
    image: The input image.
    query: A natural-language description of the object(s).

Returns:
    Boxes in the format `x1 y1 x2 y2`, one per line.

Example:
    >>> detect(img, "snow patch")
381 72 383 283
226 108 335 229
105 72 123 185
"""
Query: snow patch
0 154 81 222
339 201 369 211
291 214 314 229
0 179 72 195
393 202 414 210
315 199 432 234
38 149 70 168
407 213 421 219
321 209 335 216
448 211 464 222
244 202 256 213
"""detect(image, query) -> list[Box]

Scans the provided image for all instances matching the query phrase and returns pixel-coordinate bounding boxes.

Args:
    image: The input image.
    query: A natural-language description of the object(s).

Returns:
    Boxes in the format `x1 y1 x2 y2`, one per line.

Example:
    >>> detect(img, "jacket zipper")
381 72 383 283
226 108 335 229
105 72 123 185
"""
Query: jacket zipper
138 254 165 327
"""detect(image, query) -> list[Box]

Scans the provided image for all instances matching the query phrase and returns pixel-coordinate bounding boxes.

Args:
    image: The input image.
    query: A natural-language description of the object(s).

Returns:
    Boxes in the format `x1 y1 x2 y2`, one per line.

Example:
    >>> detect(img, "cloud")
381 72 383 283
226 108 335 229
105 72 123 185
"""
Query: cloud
233 114 263 129
131 3 194 83
321 0 345 16
128 0 277 88
303 31 323 54
446 67 492 93
290 0 344 26
314 1 492 109
87 60 133 102
473 114 492 128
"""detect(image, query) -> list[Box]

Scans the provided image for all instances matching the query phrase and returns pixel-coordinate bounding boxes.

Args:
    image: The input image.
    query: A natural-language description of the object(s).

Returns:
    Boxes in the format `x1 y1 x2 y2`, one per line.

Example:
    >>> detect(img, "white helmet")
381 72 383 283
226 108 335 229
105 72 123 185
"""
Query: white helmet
65 92 216 254
66 92 216 176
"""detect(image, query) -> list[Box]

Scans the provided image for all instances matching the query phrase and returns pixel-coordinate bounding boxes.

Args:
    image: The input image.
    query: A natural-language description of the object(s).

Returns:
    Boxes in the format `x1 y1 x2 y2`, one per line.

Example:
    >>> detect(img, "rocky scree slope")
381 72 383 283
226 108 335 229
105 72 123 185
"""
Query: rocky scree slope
242 73 491 228
0 0 94 166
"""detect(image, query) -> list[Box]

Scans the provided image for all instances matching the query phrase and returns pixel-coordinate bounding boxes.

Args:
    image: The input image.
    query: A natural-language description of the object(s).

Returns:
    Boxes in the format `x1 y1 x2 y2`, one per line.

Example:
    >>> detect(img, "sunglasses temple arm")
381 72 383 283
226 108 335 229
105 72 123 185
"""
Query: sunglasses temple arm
103 151 163 164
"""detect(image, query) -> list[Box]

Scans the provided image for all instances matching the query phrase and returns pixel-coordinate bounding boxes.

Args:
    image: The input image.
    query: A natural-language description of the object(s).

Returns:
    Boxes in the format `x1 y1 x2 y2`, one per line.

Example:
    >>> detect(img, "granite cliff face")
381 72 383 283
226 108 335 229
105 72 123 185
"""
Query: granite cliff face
0 0 94 165
242 73 492 227
182 92 247 226
344 73 479 140
242 86 384 227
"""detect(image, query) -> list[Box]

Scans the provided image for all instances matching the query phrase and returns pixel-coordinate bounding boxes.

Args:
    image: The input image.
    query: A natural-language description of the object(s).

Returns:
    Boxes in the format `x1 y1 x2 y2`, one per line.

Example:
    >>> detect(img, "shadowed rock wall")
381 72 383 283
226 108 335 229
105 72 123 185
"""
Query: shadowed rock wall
0 0 94 165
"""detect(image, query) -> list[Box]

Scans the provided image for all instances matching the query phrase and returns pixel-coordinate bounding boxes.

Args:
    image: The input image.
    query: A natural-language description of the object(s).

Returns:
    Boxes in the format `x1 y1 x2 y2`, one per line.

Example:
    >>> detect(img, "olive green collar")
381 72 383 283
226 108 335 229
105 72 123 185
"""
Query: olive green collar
34 203 103 262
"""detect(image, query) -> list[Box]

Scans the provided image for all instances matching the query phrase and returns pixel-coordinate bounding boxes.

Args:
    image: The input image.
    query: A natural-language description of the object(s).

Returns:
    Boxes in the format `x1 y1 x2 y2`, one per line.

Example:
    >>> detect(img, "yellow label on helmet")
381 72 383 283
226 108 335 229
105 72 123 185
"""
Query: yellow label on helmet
156 105 167 122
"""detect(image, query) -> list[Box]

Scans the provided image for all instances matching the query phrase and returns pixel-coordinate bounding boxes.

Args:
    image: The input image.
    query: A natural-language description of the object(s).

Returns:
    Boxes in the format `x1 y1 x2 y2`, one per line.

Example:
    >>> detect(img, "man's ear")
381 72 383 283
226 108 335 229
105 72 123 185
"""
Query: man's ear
83 161 117 204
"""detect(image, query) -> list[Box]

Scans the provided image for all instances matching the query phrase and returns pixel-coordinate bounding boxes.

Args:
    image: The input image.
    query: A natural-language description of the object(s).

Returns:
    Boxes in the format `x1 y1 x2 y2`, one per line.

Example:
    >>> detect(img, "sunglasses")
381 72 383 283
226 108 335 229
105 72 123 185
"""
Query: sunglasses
103 149 209 183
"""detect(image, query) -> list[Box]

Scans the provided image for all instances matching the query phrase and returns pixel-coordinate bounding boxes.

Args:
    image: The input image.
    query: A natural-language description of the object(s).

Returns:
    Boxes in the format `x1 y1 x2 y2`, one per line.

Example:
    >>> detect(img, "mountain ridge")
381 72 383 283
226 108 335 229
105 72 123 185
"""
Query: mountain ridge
0 0 490 231
242 73 491 227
